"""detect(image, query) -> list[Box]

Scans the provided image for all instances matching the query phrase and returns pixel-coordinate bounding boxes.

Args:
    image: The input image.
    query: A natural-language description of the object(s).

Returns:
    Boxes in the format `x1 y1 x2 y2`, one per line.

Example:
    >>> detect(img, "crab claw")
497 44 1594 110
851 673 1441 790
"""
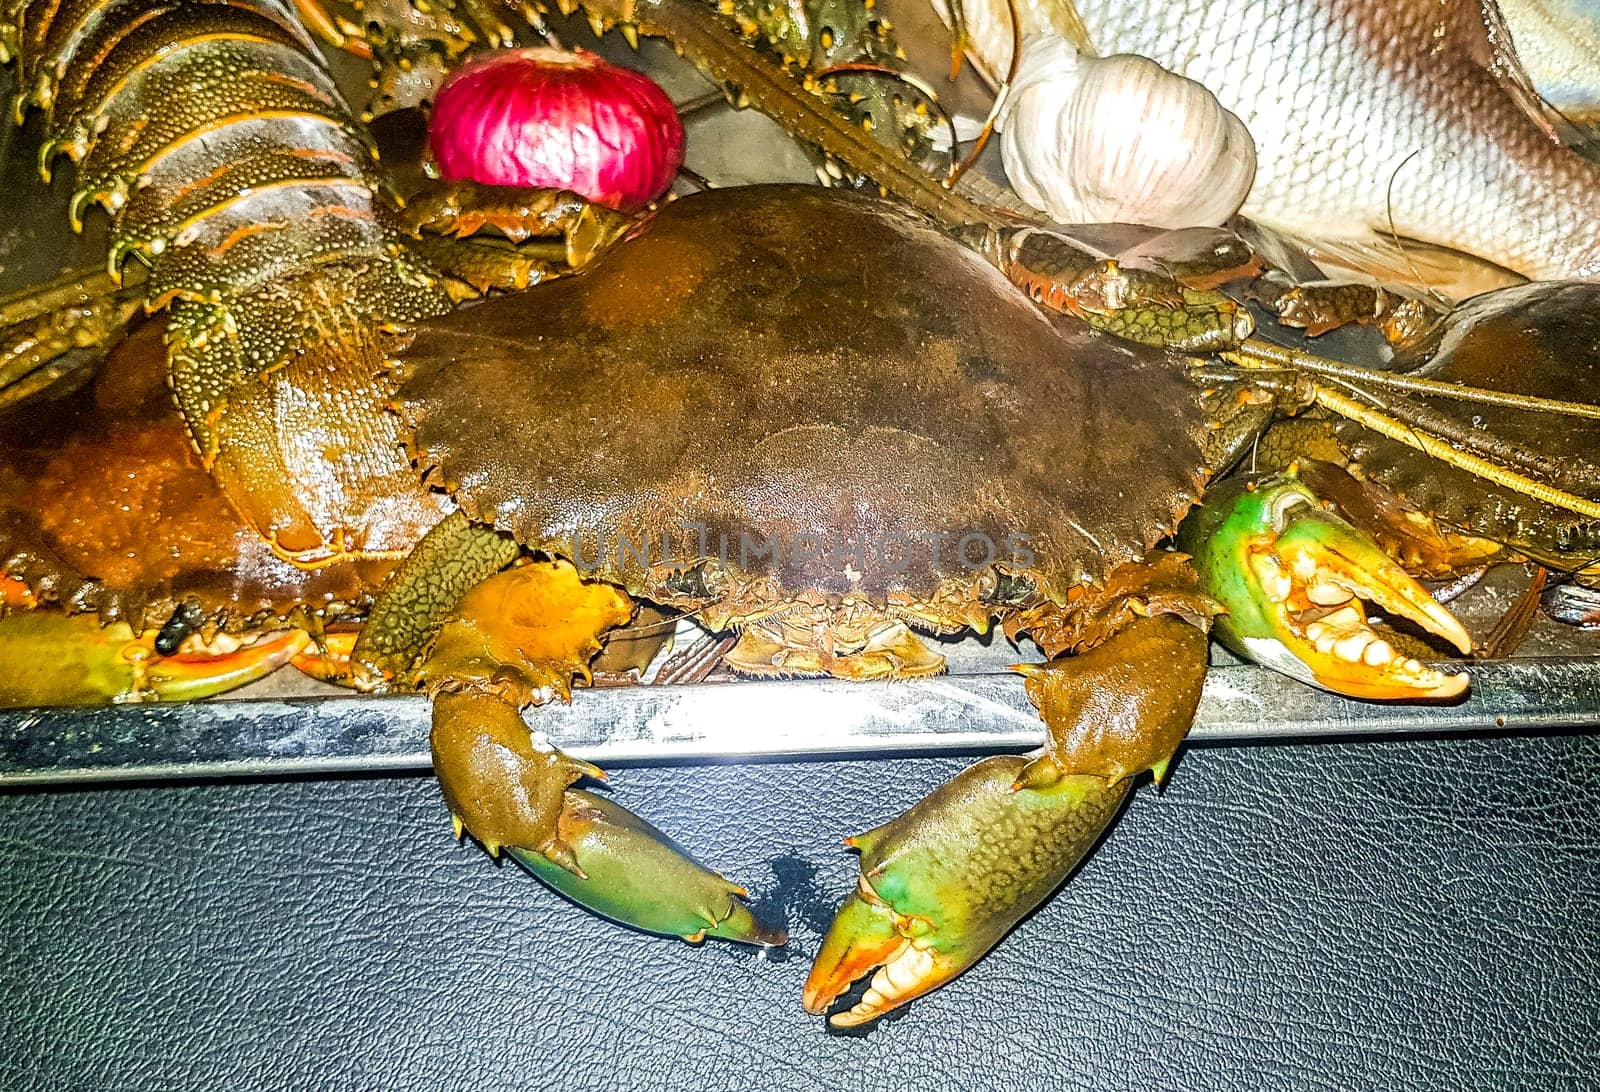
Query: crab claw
1179 473 1472 700
509 791 787 947
0 610 307 706
803 756 1129 1027
141 626 311 700
433 692 783 947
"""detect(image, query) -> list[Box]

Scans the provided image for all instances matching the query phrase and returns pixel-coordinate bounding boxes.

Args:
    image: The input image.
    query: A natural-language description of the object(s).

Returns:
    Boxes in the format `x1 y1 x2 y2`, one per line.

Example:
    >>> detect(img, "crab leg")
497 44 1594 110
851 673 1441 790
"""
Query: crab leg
1178 472 1473 700
433 689 782 943
0 611 308 706
360 546 784 947
804 613 1209 1028
400 182 637 299
803 495 1470 1025
505 787 786 945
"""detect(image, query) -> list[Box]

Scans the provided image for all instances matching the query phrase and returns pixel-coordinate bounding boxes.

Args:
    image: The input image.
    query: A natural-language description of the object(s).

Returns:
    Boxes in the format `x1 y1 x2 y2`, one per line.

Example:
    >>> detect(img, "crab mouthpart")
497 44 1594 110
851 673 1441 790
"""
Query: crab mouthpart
725 617 946 680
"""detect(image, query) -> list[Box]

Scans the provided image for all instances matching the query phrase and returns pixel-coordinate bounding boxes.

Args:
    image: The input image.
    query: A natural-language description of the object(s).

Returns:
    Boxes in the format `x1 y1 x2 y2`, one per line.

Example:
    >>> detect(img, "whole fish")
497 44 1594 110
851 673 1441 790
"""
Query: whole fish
941 0 1600 287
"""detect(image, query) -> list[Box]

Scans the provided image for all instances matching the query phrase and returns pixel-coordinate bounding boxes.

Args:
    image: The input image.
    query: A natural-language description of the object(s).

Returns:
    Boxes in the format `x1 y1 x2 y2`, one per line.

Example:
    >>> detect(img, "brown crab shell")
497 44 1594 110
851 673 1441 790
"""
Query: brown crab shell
396 185 1213 609
1333 281 1600 566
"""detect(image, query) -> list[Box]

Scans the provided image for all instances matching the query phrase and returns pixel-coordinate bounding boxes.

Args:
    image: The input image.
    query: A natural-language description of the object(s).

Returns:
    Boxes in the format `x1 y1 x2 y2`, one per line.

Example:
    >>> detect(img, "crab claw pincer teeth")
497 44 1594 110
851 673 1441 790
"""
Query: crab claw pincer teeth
802 880 952 1027
803 755 1130 1028
0 611 307 706
144 627 311 700
1179 473 1471 701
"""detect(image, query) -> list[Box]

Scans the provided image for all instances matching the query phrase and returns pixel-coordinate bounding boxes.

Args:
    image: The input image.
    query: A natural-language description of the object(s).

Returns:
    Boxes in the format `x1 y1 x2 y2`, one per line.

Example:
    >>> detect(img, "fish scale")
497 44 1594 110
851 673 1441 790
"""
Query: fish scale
958 0 1600 281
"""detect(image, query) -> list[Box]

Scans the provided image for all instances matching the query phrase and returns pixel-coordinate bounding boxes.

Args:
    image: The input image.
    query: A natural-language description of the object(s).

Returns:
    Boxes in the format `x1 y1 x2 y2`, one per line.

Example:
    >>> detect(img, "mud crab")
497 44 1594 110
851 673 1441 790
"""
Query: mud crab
329 183 1474 1025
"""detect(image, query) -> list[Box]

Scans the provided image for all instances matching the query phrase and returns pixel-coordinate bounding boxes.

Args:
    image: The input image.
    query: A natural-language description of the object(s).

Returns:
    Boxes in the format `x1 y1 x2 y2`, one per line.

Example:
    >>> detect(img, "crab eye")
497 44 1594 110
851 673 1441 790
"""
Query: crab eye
985 571 1037 606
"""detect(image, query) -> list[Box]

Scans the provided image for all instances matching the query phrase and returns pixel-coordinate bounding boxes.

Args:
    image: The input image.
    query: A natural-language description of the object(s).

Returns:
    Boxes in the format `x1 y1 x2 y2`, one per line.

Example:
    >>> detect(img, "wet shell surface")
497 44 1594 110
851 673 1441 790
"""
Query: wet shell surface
396 185 1212 603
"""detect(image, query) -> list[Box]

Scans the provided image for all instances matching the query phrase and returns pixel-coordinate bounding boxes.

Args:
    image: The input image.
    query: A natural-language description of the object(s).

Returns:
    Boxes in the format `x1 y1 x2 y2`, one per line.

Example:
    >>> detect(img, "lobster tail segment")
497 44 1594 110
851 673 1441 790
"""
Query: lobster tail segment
165 279 452 564
4 0 455 564
8 0 397 275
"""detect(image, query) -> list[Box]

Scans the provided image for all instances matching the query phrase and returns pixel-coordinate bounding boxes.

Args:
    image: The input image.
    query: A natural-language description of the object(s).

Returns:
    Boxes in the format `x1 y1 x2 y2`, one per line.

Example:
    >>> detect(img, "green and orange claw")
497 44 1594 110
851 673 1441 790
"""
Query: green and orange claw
509 790 786 947
1178 473 1472 700
433 691 783 947
804 755 1130 1028
0 610 307 707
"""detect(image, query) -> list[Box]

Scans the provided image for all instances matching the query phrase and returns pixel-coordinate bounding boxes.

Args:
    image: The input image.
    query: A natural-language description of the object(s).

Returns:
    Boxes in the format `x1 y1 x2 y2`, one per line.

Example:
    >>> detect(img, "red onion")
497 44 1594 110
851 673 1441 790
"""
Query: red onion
428 47 684 212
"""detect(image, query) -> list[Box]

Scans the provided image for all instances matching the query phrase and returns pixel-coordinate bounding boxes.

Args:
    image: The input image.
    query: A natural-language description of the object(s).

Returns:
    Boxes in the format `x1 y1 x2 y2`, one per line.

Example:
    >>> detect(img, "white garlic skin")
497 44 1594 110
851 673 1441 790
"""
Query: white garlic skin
999 36 1258 229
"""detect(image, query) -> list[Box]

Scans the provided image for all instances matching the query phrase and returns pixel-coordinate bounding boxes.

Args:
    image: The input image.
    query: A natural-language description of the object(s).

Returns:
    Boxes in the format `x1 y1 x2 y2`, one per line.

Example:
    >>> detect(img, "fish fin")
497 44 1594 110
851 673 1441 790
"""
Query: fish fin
1454 3 1564 138
1230 218 1330 284
1464 0 1600 156
1259 227 1526 305
1555 111 1600 164
1497 0 1600 157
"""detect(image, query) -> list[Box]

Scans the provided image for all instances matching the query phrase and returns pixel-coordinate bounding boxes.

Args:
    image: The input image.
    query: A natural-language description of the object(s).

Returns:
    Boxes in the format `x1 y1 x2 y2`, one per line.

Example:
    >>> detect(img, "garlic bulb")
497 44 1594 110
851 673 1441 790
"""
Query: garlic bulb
998 35 1257 229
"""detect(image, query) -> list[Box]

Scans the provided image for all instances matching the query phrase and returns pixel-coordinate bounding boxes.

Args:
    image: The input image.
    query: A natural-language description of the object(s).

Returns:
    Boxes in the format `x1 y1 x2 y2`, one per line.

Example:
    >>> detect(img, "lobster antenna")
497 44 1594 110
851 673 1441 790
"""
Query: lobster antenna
945 0 970 81
1231 339 1600 420
1307 381 1600 520
1218 347 1600 519
946 0 1022 188
1383 149 1449 307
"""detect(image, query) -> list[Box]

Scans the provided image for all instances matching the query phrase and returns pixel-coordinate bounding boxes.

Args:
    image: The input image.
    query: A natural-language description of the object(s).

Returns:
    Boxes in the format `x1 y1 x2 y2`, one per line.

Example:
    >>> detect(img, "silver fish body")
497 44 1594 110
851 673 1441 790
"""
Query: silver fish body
1501 0 1600 123
951 0 1600 282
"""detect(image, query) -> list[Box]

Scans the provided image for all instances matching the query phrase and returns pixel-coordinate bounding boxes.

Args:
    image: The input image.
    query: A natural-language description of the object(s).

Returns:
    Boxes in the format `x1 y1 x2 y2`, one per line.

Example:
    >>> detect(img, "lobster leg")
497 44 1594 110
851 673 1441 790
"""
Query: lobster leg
0 269 142 410
402 182 637 297
402 182 634 250
963 225 1257 352
1253 277 1442 348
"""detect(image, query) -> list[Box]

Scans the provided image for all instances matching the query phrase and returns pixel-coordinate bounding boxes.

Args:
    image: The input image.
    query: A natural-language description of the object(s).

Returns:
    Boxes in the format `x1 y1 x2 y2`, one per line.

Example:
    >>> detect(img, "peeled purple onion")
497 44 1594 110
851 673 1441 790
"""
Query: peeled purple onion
428 47 685 212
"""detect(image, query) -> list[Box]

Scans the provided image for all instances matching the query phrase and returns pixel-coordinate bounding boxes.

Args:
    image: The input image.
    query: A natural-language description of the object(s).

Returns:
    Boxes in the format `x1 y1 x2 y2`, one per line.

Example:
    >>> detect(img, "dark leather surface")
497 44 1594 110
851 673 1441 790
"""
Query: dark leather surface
3 733 1598 1090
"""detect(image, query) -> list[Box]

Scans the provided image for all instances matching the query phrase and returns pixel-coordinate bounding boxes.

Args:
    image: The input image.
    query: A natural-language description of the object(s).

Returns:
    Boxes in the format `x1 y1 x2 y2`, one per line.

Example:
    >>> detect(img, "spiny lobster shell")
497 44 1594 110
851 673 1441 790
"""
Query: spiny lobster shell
3 0 454 563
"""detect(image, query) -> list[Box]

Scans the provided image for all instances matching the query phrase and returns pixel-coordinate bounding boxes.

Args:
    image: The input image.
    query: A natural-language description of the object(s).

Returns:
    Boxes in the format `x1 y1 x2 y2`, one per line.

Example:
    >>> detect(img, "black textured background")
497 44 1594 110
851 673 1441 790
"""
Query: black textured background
3 733 1598 1089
